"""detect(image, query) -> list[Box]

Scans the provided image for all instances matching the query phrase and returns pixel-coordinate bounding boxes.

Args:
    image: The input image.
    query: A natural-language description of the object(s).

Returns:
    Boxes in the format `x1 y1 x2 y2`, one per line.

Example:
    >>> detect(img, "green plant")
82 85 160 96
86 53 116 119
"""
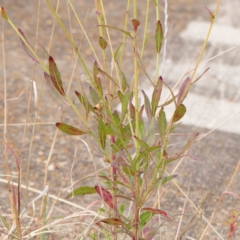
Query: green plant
1 0 230 239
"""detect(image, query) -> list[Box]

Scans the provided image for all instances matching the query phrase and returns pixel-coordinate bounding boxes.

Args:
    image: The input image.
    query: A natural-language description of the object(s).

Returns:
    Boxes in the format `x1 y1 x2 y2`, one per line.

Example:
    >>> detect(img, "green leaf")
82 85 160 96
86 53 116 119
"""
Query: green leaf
93 62 103 96
120 91 131 122
140 211 153 227
49 56 65 95
113 111 120 126
151 76 163 116
142 90 152 121
155 175 177 188
98 118 107 149
119 203 125 214
117 63 127 92
56 122 89 135
75 91 93 118
99 36 107 50
18 29 39 63
97 67 119 87
0 215 9 229
114 43 122 61
134 136 149 149
173 104 186 122
151 0 157 6
155 20 163 53
158 108 167 142
66 186 96 198
122 166 135 176
97 24 133 39
136 146 160 164
139 119 145 139
89 86 100 105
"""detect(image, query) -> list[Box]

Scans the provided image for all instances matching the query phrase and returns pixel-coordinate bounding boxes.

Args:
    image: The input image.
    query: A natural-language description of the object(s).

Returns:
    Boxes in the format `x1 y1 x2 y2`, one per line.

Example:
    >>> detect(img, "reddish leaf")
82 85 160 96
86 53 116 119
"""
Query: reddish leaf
96 218 124 226
172 104 186 122
95 186 114 209
142 208 173 220
1 7 8 20
151 76 163 116
56 122 89 135
177 77 190 106
99 36 108 50
49 56 65 95
129 102 135 120
18 28 39 63
131 18 140 31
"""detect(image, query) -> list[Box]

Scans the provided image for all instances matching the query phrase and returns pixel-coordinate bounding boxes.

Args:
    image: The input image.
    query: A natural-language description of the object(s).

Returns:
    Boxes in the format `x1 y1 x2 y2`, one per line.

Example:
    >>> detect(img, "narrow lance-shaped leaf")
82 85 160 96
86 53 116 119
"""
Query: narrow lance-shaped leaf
49 56 65 95
155 174 177 188
97 67 119 87
120 91 131 122
139 104 145 119
158 107 167 142
114 43 122 61
95 186 114 209
75 91 93 118
155 20 163 53
129 102 135 120
18 28 39 63
93 62 103 96
177 77 190 106
97 24 133 39
142 208 173 221
173 104 186 122
89 86 100 105
96 218 125 226
44 72 70 106
151 76 163 116
56 123 89 135
99 36 107 50
66 186 96 198
117 62 127 92
177 132 199 156
142 90 152 121
98 118 107 149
